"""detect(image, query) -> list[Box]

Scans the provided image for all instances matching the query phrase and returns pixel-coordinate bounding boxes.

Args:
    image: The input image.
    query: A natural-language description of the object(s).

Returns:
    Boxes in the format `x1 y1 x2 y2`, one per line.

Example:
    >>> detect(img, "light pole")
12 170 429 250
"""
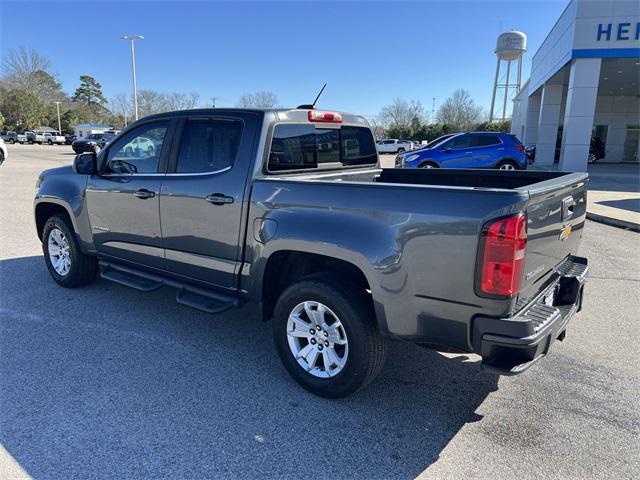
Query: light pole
431 97 436 124
120 34 144 121
54 101 62 134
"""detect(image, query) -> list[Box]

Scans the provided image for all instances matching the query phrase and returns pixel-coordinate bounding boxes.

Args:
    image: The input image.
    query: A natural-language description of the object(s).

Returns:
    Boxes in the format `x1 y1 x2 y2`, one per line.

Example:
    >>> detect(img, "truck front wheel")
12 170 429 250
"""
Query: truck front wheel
42 214 99 288
272 275 387 398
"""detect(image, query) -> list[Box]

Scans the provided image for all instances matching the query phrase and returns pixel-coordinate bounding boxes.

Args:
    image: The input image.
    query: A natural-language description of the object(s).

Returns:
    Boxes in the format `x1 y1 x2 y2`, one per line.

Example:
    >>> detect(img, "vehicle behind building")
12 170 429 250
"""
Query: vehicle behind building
396 132 527 170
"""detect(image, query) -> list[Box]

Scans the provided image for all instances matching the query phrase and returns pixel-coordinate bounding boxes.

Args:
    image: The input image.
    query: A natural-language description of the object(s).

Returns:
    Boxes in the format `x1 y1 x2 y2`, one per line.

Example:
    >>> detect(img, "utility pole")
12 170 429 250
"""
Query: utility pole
211 96 217 108
54 101 62 134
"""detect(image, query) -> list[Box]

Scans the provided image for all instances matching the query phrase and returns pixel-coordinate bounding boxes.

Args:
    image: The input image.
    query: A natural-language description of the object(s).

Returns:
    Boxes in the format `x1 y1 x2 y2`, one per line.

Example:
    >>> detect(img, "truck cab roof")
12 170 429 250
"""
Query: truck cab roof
134 108 370 128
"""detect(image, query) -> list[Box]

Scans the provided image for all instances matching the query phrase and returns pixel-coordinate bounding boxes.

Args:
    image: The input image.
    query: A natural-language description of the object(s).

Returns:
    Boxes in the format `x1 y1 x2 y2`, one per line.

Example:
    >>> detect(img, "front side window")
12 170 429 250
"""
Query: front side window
106 121 169 174
176 119 243 173
268 124 377 172
446 134 471 149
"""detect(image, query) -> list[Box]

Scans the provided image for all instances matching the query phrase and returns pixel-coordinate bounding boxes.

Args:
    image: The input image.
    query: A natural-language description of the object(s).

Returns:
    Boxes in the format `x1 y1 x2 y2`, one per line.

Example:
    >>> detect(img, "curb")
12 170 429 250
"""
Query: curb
586 212 640 232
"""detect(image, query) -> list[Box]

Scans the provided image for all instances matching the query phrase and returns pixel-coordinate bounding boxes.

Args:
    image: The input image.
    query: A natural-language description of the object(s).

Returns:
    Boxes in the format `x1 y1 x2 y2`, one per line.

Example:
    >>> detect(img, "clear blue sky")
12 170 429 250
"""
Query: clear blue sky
1 0 568 117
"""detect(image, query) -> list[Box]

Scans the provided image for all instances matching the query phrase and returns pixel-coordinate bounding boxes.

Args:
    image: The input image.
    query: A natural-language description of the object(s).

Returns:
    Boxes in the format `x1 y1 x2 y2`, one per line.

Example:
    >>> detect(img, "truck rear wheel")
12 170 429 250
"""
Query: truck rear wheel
42 214 98 288
272 274 387 398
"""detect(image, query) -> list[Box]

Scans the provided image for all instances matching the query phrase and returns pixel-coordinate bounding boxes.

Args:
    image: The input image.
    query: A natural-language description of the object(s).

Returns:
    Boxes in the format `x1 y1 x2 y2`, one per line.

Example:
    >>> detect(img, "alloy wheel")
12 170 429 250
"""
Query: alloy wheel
286 301 349 378
499 163 516 171
48 228 71 276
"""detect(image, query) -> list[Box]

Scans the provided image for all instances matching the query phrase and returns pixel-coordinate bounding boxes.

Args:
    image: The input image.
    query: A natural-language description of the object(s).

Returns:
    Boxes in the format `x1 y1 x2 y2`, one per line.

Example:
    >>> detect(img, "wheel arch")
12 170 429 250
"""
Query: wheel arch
34 200 77 242
496 157 520 167
255 248 381 329
418 159 439 168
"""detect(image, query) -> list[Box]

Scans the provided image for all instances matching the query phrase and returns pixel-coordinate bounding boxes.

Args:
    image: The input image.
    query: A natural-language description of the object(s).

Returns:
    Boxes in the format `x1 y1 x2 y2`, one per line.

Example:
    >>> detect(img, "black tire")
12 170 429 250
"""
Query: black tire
397 148 405 153
9 139 15 144
419 161 438 169
0 150 4 166
272 274 387 398
496 159 519 171
28 140 33 144
48 140 53 145
42 214 99 288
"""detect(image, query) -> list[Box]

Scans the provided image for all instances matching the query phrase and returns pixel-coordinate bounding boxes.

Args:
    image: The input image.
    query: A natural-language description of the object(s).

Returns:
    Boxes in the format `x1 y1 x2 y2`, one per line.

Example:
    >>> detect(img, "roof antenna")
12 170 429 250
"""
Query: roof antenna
297 83 327 109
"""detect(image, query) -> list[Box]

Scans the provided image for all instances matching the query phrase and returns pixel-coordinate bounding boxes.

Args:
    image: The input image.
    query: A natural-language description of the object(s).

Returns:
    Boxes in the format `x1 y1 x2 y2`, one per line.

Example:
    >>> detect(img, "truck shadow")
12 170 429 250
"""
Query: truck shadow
0 255 499 479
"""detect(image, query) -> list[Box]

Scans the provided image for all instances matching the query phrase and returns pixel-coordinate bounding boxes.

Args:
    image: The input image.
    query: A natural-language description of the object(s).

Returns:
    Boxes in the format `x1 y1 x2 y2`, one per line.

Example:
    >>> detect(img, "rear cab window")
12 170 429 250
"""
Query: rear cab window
268 123 377 172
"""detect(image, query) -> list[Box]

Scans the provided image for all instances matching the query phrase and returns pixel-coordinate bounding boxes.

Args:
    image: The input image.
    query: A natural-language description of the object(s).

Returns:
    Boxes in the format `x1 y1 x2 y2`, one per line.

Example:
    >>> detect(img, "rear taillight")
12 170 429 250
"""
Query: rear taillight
516 145 525 154
308 110 342 123
477 213 527 297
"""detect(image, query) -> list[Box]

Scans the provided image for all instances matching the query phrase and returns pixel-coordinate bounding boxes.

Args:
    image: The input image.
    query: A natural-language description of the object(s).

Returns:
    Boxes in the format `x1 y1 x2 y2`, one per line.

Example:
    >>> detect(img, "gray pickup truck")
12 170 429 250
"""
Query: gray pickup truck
34 108 589 397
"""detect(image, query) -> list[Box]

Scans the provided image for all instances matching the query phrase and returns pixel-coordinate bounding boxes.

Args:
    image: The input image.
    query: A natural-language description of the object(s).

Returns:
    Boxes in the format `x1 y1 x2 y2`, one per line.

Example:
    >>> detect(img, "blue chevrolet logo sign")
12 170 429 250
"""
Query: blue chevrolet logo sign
597 22 640 41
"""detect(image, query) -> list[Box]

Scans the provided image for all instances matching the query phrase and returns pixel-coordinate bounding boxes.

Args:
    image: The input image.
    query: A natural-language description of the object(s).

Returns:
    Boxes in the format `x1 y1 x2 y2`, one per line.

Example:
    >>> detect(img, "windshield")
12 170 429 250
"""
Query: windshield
88 134 103 139
426 134 455 149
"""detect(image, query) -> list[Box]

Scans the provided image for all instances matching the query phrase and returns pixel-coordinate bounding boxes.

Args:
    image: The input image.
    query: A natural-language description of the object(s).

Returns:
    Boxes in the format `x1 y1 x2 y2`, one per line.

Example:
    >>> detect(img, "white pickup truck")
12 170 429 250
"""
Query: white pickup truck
376 139 414 154
43 132 66 145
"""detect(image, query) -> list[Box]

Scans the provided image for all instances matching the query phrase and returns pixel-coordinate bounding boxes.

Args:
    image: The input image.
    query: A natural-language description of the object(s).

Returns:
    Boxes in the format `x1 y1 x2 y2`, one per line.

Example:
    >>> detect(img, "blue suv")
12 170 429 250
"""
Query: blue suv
395 132 527 170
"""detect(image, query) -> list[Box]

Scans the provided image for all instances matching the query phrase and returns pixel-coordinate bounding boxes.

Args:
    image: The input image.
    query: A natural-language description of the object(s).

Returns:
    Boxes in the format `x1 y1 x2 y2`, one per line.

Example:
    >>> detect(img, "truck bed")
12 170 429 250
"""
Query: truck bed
250 167 588 350
376 168 572 190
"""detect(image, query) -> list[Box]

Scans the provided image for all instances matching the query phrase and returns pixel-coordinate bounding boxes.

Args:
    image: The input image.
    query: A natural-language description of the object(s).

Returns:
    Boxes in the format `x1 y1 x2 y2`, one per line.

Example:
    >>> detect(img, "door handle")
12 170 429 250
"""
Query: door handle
134 189 156 199
205 193 234 205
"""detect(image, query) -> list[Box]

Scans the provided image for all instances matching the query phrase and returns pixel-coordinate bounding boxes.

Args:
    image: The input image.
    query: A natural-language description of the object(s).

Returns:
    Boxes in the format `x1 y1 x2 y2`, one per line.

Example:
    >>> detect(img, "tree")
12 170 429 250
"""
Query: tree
1 89 47 130
475 120 512 133
73 75 107 107
436 89 483 131
1 47 65 104
109 93 133 121
136 90 200 117
163 92 199 111
237 91 278 108
379 98 424 127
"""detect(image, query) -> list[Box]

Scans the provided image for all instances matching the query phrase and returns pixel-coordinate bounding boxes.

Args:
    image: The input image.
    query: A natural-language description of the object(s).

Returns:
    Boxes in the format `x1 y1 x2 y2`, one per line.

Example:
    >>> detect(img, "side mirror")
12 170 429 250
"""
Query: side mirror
73 152 97 175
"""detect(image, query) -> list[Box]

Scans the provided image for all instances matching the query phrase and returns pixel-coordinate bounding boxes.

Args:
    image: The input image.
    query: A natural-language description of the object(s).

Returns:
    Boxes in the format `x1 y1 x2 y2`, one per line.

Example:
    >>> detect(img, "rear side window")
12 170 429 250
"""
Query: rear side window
476 135 501 147
177 119 243 173
268 124 377 172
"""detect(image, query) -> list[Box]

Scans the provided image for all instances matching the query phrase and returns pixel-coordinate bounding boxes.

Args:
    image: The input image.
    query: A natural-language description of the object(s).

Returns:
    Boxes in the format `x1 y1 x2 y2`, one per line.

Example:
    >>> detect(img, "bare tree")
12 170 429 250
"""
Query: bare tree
109 93 133 121
436 89 483 130
136 90 200 117
367 116 387 140
379 98 424 127
163 92 199 111
237 91 278 108
1 47 64 103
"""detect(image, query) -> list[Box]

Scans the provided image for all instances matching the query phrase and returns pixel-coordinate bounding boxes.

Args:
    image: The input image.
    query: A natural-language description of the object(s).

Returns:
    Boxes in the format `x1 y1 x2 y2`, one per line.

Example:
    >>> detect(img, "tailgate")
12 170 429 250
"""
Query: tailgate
517 172 588 305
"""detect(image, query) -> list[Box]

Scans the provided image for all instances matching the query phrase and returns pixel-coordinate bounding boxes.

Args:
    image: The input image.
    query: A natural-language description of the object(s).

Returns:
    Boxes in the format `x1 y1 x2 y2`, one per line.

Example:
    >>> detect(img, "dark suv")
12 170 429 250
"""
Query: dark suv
396 132 527 170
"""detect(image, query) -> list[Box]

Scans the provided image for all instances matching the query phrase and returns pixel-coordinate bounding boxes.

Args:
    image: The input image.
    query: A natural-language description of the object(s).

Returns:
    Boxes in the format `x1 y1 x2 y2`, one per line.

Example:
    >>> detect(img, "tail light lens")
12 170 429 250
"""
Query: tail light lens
477 214 527 297
516 145 526 154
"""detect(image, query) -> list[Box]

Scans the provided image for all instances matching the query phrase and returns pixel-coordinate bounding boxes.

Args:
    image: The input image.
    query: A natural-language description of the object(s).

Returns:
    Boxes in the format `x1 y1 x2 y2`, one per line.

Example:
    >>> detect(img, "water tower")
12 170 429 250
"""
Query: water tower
489 30 527 122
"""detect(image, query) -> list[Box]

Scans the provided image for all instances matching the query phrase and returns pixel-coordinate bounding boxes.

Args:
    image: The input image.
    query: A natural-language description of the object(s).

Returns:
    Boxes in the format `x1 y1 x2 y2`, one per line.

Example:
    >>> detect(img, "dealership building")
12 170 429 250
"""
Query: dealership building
511 0 640 170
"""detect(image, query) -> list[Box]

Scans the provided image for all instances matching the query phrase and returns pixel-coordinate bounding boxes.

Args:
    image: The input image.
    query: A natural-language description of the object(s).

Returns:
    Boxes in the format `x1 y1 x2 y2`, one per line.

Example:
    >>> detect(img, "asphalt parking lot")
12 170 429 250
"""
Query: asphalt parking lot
1 144 639 479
